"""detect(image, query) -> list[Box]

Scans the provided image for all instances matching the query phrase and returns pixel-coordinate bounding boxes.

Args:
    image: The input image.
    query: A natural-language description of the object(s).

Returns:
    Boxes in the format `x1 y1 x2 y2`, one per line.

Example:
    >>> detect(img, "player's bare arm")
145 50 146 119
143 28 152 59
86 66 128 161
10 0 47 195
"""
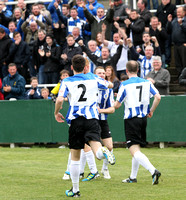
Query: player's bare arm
54 96 65 123
148 93 161 118
114 101 122 109
98 106 115 114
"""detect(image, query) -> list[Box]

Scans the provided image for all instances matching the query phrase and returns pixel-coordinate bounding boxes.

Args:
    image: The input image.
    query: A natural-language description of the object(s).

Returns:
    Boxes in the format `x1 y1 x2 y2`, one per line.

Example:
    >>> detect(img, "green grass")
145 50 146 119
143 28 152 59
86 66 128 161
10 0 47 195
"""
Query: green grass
0 147 186 200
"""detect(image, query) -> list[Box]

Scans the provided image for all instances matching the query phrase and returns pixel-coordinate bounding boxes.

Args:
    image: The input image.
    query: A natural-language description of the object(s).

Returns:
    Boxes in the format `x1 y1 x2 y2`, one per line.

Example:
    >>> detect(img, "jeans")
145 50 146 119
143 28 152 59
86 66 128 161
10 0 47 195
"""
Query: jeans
38 65 45 84
147 0 159 9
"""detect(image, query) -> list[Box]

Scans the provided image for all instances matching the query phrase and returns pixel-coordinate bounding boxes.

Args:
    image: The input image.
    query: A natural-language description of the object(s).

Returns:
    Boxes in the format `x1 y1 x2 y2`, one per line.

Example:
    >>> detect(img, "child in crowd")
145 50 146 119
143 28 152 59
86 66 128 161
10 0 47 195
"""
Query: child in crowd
25 77 41 99
50 69 70 102
41 88 51 99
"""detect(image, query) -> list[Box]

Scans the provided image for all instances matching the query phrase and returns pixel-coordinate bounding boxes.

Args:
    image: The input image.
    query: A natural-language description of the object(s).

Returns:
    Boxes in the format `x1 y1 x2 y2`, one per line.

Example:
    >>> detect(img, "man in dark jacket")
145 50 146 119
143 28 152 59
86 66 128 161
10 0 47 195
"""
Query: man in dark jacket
2 63 26 100
124 9 145 47
166 6 186 77
60 34 82 76
32 29 46 84
137 0 152 27
0 28 12 79
155 0 176 67
9 31 30 82
39 33 61 84
83 1 114 41
78 39 123 74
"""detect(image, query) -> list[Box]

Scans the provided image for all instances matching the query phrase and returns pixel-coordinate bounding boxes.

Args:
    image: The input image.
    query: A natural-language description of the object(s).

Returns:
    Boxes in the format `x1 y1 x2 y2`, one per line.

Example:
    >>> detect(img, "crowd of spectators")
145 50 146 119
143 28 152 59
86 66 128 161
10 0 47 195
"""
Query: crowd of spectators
0 0 186 100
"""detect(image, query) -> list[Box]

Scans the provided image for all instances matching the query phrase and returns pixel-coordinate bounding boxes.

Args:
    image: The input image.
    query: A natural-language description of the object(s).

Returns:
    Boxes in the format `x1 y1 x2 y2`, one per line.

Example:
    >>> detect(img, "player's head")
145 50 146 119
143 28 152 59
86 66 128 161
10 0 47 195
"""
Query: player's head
72 55 85 73
94 66 105 80
126 60 139 74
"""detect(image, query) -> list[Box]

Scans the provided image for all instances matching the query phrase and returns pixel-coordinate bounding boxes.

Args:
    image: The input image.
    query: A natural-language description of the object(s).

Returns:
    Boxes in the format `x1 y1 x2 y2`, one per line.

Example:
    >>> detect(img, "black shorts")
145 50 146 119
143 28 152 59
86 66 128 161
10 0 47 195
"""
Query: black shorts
124 117 147 148
99 120 112 139
68 117 101 149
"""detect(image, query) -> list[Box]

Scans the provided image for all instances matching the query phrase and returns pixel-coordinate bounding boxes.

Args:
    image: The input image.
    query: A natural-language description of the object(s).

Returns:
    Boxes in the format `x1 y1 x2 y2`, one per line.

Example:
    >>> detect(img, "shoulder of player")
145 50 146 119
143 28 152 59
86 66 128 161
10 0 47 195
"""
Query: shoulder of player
121 77 149 86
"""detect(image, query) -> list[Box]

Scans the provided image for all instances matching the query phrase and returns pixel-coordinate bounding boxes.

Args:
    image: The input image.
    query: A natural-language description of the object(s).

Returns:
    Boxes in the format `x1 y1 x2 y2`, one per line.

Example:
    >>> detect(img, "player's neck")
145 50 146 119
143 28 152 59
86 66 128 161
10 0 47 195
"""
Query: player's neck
128 73 138 78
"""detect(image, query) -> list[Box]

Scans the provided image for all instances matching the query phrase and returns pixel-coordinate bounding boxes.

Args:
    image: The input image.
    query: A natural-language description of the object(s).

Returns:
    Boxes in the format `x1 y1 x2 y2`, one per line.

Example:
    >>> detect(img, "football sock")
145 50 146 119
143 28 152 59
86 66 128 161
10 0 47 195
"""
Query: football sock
70 160 80 193
80 149 86 174
134 151 155 175
130 156 139 179
96 147 105 160
86 150 97 174
67 152 71 172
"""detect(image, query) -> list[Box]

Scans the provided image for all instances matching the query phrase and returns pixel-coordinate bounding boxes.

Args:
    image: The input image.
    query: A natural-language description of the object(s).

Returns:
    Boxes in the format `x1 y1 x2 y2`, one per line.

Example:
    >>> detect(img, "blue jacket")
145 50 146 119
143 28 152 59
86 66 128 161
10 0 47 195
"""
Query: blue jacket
2 72 26 100
48 0 68 23
25 87 42 99
86 0 104 16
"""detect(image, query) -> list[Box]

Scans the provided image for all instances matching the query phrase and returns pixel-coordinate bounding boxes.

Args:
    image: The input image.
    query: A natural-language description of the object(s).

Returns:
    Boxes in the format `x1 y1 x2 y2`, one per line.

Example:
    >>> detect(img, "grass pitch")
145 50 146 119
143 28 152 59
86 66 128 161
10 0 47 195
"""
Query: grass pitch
0 147 185 200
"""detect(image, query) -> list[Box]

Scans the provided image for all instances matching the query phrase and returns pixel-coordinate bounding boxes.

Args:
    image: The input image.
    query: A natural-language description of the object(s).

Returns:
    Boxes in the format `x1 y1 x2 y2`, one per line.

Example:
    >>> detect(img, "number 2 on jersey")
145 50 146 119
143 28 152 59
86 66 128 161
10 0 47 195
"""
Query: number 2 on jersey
136 85 142 102
78 84 87 102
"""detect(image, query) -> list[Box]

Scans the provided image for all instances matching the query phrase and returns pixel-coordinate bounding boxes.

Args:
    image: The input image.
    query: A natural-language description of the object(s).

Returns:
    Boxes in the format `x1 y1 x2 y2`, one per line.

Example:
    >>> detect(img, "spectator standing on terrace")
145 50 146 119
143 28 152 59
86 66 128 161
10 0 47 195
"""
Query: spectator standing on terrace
2 63 26 100
21 14 45 77
166 6 186 77
147 16 168 68
145 56 170 95
32 29 46 84
102 22 128 78
114 60 161 185
0 27 12 79
60 34 82 76
78 39 123 72
0 0 12 27
39 34 61 84
155 0 176 68
137 0 152 27
9 31 30 81
113 0 129 33
124 9 145 47
83 2 114 41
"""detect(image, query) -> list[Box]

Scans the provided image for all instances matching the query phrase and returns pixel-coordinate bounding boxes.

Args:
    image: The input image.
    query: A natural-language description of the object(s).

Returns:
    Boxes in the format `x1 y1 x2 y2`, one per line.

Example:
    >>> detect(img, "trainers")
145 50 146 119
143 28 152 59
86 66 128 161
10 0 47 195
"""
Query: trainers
101 146 115 165
79 173 84 179
65 188 80 197
152 169 161 185
101 169 111 179
122 177 137 183
62 171 70 180
82 171 100 181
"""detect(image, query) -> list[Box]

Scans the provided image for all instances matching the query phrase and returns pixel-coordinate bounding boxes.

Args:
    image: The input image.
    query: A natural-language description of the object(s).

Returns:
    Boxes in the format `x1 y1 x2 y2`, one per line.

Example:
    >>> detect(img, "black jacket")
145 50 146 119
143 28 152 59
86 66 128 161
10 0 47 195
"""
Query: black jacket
139 8 152 27
80 44 123 72
60 43 82 75
32 37 46 70
125 17 145 47
9 40 30 67
0 34 12 65
41 41 61 73
156 3 176 28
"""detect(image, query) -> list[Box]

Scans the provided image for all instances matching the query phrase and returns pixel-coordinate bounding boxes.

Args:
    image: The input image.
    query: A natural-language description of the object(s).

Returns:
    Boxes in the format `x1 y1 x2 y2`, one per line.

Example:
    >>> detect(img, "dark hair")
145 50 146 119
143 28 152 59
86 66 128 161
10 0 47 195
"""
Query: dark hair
142 31 150 36
126 60 139 73
62 4 70 9
72 55 85 72
0 27 5 34
13 31 20 38
141 0 147 8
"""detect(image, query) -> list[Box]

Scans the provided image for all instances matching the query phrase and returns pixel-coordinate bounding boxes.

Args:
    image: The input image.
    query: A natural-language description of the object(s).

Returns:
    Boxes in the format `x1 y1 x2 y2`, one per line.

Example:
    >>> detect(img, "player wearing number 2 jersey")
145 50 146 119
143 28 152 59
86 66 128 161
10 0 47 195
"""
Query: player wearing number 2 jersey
114 60 162 185
55 55 115 198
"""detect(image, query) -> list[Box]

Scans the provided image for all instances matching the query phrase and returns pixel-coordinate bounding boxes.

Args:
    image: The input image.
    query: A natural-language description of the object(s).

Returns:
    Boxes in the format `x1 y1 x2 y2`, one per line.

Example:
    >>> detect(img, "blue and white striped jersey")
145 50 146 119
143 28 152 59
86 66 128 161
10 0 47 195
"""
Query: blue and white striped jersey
116 77 159 119
58 72 109 124
138 55 154 78
98 88 114 120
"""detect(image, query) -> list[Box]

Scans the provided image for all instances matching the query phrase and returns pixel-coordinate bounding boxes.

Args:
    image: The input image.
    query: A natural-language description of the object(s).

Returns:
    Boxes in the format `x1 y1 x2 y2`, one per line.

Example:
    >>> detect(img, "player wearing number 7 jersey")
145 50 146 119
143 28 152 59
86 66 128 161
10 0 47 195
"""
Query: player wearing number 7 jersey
55 55 115 198
114 60 162 185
